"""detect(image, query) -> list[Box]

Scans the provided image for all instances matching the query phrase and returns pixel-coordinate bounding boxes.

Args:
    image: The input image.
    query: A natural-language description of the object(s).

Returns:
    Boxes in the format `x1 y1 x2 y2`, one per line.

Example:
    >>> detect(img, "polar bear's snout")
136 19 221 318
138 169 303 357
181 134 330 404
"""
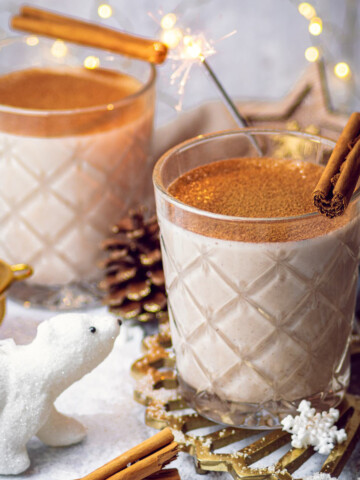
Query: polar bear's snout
88 315 122 342
118 318 122 326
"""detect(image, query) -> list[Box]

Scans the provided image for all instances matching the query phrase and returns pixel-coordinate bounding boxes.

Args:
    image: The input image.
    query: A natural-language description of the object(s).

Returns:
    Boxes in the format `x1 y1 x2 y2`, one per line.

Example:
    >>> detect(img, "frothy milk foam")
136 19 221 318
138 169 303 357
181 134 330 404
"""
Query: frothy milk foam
158 157 360 425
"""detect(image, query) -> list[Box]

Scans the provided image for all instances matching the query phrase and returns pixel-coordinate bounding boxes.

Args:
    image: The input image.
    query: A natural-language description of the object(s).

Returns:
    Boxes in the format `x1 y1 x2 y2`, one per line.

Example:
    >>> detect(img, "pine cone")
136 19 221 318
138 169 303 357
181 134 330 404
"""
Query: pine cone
100 210 167 322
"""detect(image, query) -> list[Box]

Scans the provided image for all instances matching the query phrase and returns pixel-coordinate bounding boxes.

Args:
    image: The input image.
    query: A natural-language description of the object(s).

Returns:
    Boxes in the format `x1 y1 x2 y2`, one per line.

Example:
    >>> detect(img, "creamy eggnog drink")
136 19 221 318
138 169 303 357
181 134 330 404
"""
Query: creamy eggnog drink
153 130 360 428
0 38 155 308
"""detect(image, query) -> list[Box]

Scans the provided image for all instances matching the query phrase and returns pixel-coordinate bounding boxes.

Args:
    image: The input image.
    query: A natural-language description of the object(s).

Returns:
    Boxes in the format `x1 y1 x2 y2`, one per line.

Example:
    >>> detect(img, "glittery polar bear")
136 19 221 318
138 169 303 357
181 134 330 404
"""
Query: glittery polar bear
0 313 121 475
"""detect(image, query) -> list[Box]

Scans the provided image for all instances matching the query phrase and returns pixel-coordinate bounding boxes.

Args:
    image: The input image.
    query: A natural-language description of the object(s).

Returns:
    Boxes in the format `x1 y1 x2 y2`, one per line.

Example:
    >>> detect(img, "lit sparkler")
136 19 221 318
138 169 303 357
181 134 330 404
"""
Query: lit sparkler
156 12 262 155
166 32 215 109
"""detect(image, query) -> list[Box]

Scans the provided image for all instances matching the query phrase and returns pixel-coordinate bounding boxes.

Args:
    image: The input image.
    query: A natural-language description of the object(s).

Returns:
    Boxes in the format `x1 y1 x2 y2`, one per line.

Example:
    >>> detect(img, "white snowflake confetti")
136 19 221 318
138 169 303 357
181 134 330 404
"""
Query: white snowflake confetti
281 400 347 456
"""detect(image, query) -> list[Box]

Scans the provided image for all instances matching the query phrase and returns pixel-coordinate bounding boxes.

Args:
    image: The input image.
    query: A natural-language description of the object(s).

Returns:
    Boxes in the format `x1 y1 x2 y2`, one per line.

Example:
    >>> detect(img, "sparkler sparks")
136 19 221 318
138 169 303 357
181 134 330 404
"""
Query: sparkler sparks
156 12 216 110
155 12 262 154
150 11 216 109
168 32 216 109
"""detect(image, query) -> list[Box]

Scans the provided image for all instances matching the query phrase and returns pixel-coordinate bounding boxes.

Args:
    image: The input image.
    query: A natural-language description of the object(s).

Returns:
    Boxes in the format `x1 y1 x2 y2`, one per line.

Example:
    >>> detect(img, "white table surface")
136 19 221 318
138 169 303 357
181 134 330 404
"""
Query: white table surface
0 300 359 480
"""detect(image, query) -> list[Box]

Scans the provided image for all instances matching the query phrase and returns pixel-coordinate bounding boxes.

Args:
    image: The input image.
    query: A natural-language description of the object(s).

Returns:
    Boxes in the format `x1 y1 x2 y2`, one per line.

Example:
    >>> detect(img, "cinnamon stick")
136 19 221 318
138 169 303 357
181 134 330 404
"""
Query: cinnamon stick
11 6 167 64
78 428 175 480
107 442 178 480
313 112 360 217
146 469 181 480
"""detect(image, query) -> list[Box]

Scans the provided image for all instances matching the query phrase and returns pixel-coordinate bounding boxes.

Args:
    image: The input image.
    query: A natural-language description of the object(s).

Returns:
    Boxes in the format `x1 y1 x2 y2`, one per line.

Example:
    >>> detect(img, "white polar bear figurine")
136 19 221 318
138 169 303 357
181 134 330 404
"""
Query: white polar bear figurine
0 313 121 475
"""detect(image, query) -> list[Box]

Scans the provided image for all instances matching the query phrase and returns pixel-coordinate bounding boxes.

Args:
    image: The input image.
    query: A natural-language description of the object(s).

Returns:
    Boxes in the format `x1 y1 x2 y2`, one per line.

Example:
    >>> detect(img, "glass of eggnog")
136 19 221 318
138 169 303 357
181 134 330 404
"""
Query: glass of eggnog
153 129 360 428
0 36 155 309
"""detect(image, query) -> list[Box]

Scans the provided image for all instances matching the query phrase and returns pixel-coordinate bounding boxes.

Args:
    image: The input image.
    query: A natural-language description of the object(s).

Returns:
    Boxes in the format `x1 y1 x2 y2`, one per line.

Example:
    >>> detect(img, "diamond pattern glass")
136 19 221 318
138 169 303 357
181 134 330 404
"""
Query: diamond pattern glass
0 120 152 287
0 37 155 308
160 218 360 427
153 129 360 427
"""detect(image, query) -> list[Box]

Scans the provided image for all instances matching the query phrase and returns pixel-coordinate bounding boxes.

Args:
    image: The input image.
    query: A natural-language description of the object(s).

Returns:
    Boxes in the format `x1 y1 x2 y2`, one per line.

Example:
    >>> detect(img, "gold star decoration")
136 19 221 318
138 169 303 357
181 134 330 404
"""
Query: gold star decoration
241 60 348 140
155 61 348 159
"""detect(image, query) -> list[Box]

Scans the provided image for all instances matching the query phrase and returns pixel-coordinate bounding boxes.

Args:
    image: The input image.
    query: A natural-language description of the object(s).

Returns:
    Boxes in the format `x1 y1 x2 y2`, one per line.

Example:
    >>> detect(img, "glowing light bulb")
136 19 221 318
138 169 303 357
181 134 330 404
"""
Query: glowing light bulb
26 36 39 46
98 4 112 19
161 13 177 30
305 46 319 62
334 62 350 78
161 28 182 48
309 17 322 36
51 40 68 58
84 55 100 69
298 3 316 20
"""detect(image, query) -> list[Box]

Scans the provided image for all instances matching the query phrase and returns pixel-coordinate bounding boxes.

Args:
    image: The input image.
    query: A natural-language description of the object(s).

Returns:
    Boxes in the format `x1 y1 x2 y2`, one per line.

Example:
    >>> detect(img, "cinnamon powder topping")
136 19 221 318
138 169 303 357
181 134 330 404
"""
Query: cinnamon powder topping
0 67 141 110
0 67 150 137
169 157 323 218
166 158 354 243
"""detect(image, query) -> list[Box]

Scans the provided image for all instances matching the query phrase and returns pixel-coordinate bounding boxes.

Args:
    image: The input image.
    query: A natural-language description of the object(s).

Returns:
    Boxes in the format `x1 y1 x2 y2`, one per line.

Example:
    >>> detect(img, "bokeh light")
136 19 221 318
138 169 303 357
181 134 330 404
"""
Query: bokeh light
334 62 350 79
161 13 177 30
26 36 39 46
309 17 323 36
305 46 319 62
98 4 112 19
84 55 100 69
298 3 316 20
51 40 68 58
161 28 183 48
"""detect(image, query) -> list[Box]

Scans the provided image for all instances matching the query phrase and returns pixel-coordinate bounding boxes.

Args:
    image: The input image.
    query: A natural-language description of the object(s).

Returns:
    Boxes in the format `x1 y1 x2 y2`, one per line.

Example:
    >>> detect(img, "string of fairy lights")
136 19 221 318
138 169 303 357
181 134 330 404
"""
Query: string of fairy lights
295 2 352 79
93 1 360 105
25 33 100 69
95 2 358 80
14 1 359 106
21 4 115 68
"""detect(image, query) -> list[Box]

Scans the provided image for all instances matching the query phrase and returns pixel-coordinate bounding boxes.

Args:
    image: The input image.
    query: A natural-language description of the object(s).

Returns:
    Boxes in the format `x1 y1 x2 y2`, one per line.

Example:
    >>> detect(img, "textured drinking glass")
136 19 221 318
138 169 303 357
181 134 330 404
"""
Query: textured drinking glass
0 36 155 309
153 129 360 428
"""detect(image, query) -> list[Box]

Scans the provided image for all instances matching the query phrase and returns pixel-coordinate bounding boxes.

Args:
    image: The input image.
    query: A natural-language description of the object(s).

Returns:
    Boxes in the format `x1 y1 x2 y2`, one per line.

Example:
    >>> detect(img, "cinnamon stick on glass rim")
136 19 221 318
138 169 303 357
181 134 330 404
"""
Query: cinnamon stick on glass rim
76 427 178 480
11 5 168 64
313 112 360 218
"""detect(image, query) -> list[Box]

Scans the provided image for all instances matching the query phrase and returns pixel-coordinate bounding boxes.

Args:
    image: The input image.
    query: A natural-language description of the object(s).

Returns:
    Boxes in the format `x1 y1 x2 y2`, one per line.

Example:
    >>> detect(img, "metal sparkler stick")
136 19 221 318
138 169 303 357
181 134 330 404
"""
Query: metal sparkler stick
201 57 263 155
